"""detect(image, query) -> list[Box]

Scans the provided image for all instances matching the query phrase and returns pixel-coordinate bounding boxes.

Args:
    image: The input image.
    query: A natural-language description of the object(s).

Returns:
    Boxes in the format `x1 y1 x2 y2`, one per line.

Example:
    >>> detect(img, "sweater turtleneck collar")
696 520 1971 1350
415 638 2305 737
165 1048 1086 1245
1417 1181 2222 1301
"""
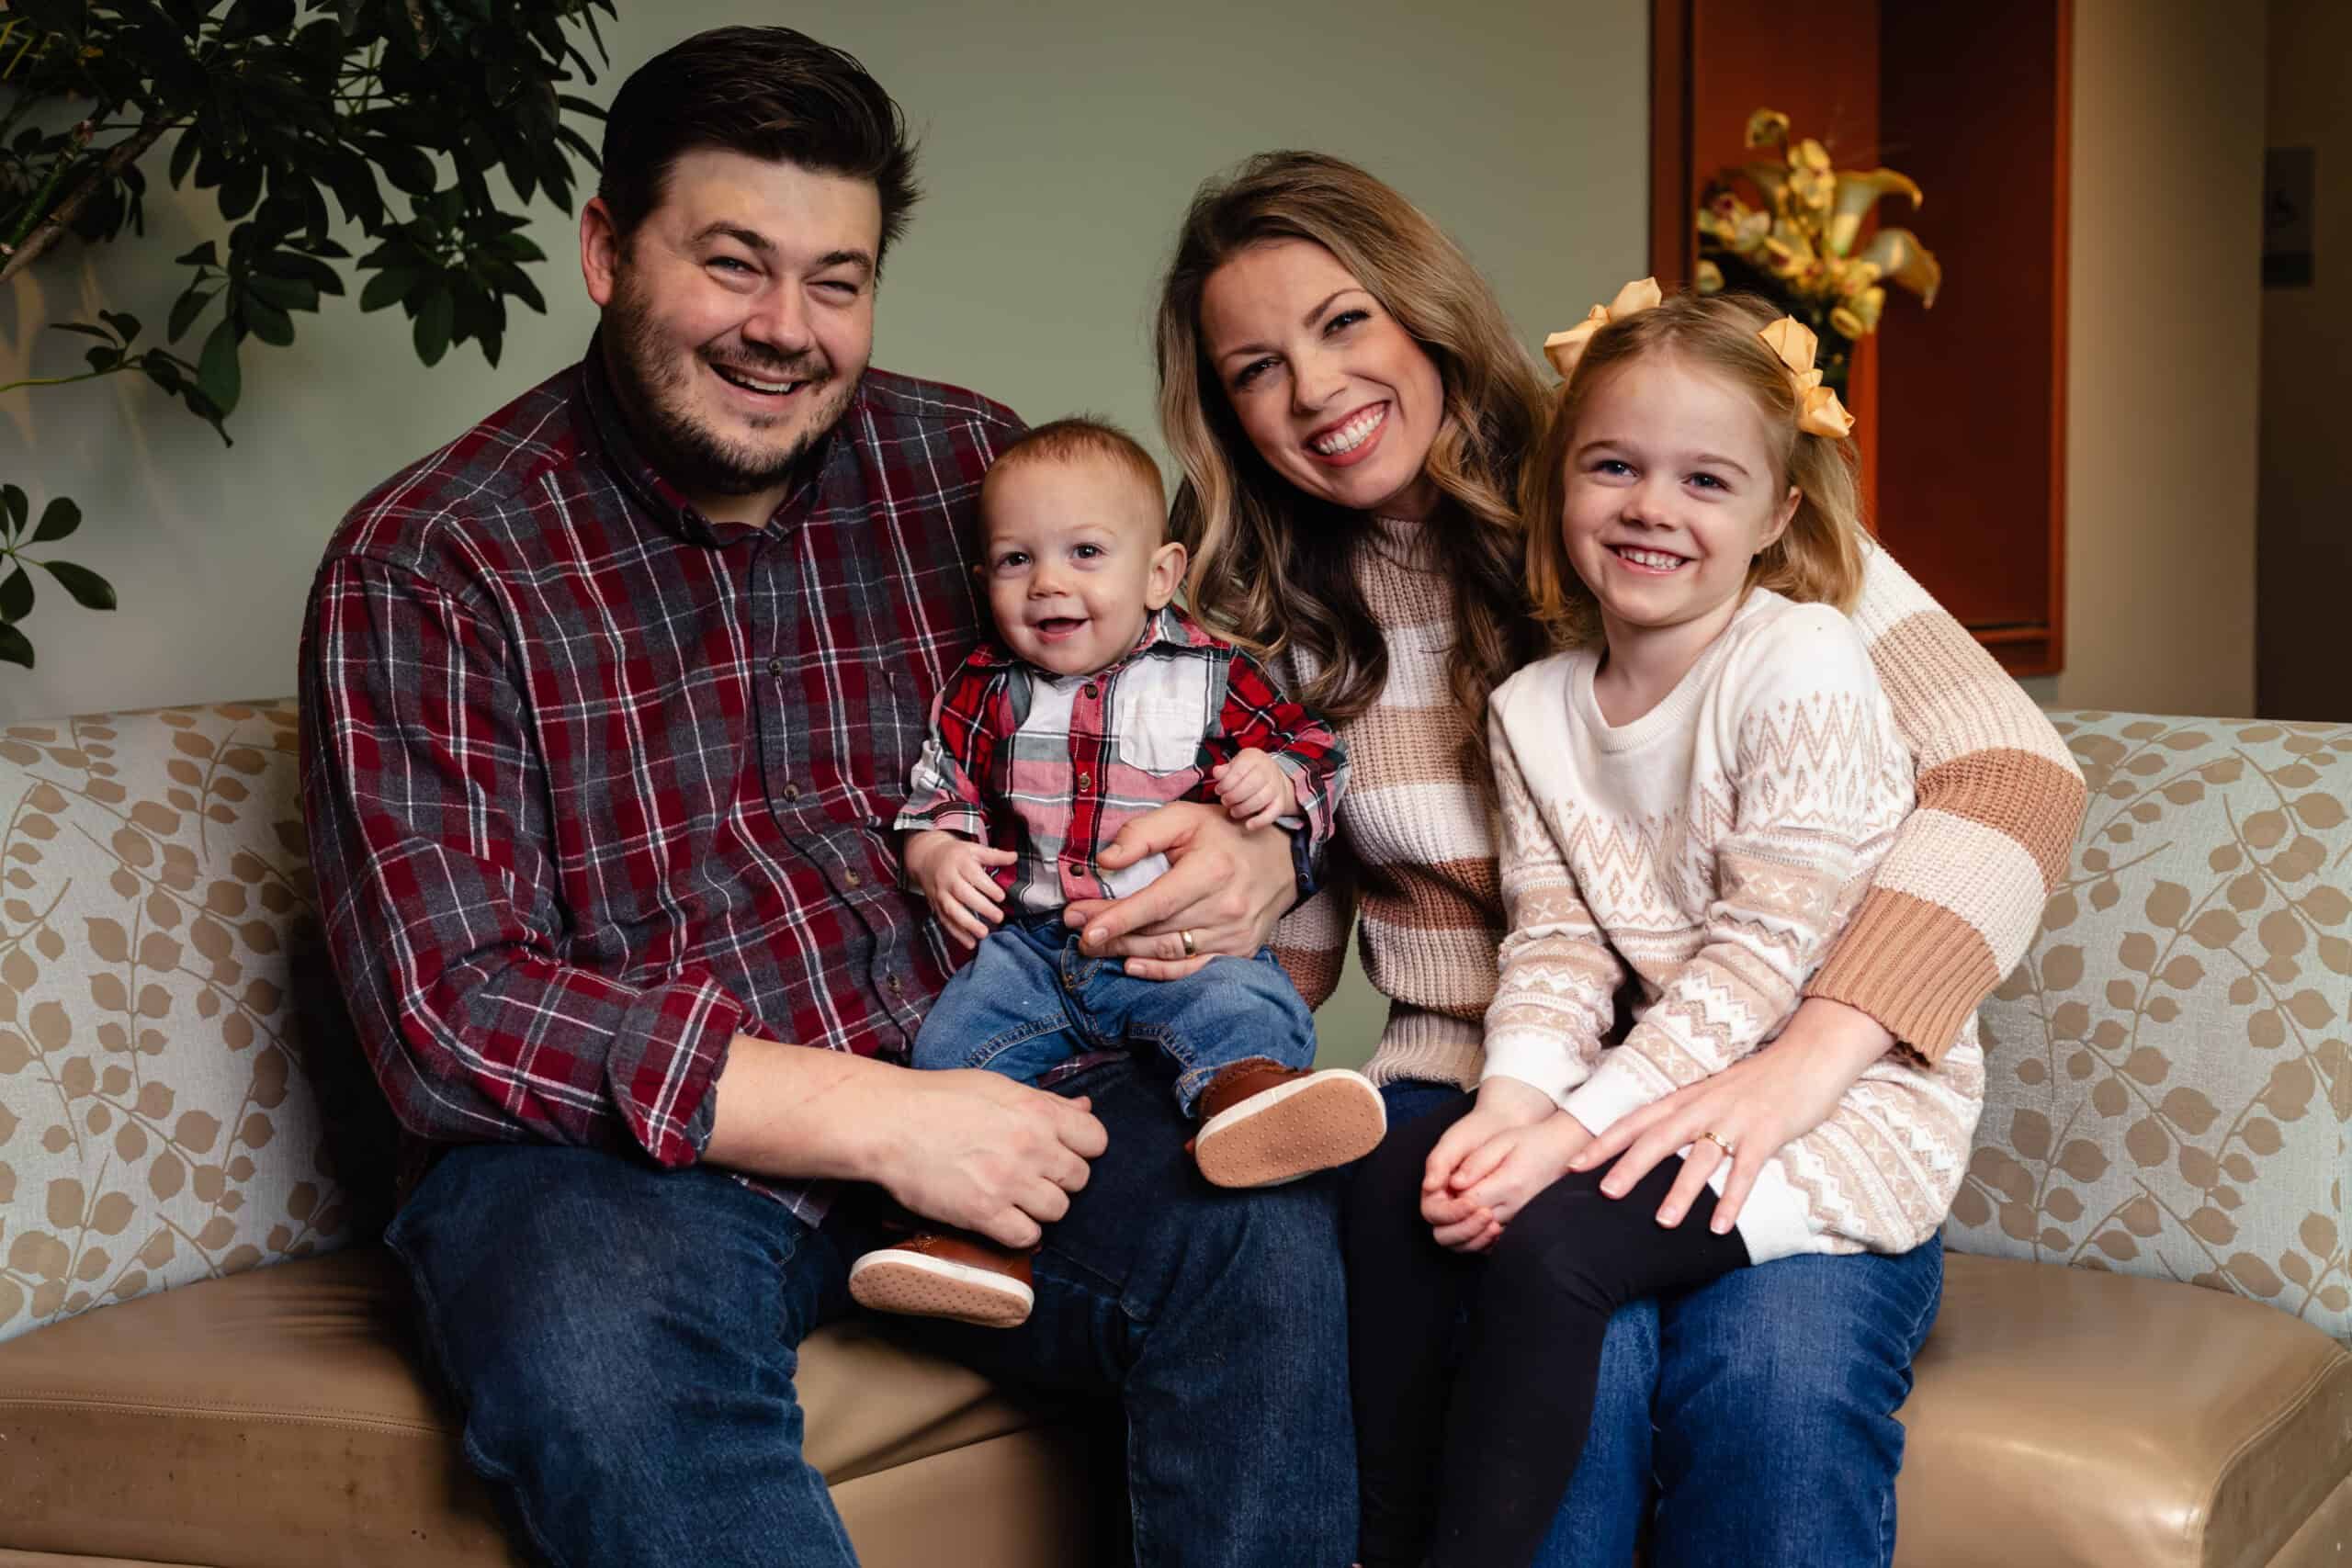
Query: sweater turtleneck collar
1364 513 1440 574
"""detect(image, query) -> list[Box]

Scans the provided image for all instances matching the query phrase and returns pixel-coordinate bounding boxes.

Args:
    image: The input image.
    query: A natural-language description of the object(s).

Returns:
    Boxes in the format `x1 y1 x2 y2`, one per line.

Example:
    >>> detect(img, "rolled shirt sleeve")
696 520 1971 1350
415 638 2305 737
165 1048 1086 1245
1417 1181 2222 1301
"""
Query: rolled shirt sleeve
301 557 745 1168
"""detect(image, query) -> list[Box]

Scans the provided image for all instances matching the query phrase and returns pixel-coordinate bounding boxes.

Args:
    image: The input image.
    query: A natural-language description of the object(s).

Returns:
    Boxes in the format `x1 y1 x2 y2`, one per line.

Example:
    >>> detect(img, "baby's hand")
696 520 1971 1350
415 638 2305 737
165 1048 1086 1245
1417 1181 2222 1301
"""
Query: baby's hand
904 829 1019 949
1210 748 1296 829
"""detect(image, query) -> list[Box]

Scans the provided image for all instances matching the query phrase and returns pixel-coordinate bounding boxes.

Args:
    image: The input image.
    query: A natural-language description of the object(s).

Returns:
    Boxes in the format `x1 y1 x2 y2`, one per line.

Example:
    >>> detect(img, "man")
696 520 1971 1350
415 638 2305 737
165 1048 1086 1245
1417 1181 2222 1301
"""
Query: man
299 27 1349 1566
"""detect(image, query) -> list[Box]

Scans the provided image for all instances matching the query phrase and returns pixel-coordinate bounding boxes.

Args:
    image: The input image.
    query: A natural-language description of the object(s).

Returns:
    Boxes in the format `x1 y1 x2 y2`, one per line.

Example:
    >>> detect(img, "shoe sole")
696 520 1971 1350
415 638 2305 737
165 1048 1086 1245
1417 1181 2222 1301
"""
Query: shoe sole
1193 1069 1386 1189
848 1250 1035 1328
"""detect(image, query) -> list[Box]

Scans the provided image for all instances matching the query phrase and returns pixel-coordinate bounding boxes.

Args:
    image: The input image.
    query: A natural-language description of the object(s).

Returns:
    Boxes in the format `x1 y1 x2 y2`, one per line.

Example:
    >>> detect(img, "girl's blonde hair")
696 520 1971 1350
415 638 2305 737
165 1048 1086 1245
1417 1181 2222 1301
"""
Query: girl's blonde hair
1521 291 1868 650
1153 152 1550 772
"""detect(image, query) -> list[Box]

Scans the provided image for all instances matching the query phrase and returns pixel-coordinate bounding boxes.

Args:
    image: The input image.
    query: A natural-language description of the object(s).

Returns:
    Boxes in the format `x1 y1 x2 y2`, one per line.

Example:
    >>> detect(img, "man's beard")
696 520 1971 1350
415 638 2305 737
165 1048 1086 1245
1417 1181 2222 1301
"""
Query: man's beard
602 267 858 500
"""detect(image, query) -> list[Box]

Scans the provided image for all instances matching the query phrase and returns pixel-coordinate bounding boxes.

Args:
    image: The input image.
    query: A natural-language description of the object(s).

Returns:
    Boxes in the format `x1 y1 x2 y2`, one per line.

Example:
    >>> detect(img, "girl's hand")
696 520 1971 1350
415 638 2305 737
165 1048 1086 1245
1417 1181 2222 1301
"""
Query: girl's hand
1450 1112 1595 1235
1420 1077 1555 1201
1211 749 1296 829
904 830 1018 949
1568 997 1894 1231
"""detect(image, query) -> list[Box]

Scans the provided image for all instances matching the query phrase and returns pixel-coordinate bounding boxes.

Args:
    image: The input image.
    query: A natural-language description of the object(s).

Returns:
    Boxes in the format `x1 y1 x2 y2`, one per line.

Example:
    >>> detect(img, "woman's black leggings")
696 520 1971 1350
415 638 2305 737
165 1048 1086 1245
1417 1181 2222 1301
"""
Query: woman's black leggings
1345 1091 1752 1568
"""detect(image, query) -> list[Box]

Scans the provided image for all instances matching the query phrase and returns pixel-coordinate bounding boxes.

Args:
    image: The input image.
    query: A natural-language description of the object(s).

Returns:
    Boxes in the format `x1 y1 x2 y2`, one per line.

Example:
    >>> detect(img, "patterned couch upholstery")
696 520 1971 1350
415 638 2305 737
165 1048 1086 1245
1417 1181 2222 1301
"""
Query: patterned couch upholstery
0 702 2346 1565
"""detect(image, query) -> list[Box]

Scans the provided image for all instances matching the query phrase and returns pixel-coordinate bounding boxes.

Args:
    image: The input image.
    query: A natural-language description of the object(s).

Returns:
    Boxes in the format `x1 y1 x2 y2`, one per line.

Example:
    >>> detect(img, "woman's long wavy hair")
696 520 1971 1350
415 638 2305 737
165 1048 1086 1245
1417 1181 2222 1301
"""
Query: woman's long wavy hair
1521 291 1868 651
1153 152 1550 776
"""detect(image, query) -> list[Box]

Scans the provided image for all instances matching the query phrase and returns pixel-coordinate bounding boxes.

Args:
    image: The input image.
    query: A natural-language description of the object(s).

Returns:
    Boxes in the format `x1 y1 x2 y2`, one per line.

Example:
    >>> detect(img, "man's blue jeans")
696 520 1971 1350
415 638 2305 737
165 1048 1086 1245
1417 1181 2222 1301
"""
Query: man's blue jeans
387 1054 1356 1567
913 911 1317 1112
1381 1080 1943 1568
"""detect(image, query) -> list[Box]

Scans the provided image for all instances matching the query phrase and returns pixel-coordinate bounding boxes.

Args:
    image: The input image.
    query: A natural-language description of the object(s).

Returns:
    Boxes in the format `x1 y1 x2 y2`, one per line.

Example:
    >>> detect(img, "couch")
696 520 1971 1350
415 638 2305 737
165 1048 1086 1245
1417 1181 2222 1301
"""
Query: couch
0 700 2346 1566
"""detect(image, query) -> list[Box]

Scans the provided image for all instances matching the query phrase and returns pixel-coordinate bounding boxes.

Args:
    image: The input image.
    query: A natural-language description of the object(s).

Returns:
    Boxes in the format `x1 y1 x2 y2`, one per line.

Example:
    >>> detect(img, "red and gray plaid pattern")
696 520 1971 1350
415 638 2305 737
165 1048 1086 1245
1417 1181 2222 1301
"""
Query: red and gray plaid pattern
897 606 1345 912
299 342 1020 1218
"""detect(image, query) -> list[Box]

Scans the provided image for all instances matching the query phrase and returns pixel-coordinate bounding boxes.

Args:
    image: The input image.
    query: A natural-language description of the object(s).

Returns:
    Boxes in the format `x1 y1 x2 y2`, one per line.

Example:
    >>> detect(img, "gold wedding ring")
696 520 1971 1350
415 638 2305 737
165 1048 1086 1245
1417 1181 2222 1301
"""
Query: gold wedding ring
1180 928 1197 958
1698 1130 1736 1156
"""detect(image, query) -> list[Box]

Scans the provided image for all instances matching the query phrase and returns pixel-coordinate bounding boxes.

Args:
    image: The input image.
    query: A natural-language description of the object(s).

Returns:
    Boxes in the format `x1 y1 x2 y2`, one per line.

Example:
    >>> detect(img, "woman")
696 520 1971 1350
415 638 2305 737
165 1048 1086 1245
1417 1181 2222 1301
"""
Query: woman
1148 150 2085 1565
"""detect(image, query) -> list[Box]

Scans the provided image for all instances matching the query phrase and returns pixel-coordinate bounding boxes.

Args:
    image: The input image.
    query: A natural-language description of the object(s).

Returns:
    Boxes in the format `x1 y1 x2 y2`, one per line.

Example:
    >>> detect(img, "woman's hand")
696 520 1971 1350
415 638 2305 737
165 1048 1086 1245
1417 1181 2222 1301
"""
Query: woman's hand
1063 802 1298 979
1568 997 1896 1232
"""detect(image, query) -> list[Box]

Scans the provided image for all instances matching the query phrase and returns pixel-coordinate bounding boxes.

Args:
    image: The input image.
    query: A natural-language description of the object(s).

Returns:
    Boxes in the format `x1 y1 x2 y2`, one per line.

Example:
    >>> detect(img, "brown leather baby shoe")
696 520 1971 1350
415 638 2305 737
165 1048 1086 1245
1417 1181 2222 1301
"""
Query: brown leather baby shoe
848 1230 1035 1328
1191 1056 1386 1189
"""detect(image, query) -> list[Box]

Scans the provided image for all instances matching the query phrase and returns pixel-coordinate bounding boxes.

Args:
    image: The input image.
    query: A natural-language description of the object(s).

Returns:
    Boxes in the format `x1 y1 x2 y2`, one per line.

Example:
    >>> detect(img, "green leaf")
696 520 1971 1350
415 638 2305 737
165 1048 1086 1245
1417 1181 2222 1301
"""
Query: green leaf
198 319 242 418
358 268 416 311
244 274 317 313
219 160 263 221
217 0 295 43
168 288 216 344
0 624 33 670
168 127 201 190
243 297 295 346
51 323 115 343
0 570 31 626
484 261 547 315
413 287 454 367
375 141 438 197
97 310 141 344
0 488 25 538
41 561 118 613
84 347 124 374
31 497 82 545
259 251 345 295
175 240 220 270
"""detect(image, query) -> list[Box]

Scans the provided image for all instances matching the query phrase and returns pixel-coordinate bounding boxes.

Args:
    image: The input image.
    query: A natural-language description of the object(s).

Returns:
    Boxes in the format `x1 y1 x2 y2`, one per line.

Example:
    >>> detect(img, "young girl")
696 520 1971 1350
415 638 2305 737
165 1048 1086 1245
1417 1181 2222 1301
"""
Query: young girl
1343 283 1988 1568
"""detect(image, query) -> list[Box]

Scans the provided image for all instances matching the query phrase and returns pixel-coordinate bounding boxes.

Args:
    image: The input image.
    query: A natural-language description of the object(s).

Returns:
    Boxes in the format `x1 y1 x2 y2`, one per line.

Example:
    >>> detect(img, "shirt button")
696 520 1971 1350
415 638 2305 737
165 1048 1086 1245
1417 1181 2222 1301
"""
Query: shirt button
887 975 903 994
1078 772 1091 790
783 784 800 801
767 658 785 677
1083 683 1098 699
845 871 864 889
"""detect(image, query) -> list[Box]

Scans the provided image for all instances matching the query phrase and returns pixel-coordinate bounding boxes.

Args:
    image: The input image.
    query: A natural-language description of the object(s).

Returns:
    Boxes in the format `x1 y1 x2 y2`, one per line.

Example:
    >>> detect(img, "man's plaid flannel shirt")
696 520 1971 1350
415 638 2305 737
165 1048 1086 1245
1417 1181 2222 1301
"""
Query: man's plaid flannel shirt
299 343 1022 1221
895 605 1345 913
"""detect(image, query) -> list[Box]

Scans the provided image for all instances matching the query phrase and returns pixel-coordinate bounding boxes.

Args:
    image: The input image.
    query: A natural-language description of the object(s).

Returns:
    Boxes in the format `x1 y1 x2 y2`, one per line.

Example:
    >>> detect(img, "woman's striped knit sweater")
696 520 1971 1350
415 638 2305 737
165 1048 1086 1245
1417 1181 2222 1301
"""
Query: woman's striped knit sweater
1272 515 2086 1089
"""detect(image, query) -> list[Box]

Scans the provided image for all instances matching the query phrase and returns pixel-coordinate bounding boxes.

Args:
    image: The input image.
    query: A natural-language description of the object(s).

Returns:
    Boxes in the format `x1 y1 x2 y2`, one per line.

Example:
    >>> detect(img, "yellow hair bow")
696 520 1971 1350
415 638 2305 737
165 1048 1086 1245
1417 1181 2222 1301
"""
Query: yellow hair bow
1757 317 1855 439
1542 276 1661 378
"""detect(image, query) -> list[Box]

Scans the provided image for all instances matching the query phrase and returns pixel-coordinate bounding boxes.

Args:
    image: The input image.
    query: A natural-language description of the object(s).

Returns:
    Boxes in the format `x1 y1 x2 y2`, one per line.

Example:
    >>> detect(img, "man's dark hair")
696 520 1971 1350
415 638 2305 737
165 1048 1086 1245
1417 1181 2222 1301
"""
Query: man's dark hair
599 27 922 267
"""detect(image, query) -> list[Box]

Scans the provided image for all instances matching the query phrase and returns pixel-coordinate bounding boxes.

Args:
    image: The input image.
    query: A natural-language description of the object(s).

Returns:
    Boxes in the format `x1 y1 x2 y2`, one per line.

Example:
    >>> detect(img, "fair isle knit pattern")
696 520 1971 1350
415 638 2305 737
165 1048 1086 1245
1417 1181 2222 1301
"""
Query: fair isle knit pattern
1485 591 1984 1260
1272 516 2086 1094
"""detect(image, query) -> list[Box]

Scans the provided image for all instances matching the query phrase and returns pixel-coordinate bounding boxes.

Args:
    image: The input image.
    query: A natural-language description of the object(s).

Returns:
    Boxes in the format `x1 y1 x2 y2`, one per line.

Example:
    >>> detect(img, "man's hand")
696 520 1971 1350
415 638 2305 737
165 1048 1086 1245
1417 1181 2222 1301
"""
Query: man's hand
1211 748 1296 829
903 829 1017 949
1568 997 1895 1232
1063 802 1296 980
706 1042 1106 1248
871 1068 1107 1247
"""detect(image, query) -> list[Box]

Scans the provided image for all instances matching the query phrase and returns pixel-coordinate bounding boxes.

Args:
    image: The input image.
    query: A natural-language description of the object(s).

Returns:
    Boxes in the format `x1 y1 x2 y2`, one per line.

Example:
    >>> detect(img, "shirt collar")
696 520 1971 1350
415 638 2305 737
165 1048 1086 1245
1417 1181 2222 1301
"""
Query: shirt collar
964 604 1216 675
572 330 853 549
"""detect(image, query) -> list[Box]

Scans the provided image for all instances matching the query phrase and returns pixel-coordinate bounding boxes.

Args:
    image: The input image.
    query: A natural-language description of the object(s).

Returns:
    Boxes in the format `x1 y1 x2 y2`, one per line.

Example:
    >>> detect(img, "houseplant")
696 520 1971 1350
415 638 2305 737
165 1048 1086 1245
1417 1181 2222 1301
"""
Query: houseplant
0 0 615 666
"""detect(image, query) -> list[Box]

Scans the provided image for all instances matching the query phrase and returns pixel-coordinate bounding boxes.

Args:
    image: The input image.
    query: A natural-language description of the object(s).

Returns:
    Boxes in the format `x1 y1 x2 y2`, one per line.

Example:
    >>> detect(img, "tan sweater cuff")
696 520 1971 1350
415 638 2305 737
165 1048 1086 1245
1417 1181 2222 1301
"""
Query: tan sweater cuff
1806 887 1999 1065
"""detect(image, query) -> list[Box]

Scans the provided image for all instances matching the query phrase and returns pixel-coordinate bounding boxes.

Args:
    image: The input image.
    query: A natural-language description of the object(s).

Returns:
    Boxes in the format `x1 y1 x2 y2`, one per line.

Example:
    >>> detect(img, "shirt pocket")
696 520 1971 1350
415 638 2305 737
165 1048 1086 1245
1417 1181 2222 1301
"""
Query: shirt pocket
1112 691 1206 776
853 661 926 812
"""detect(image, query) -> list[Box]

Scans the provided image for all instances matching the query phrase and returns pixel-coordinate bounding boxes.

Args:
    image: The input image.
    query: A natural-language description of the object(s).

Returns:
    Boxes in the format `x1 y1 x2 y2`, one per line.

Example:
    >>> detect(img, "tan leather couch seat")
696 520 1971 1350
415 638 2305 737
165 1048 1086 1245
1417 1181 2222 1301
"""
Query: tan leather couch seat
1898 1254 2352 1568
0 1250 1104 1568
